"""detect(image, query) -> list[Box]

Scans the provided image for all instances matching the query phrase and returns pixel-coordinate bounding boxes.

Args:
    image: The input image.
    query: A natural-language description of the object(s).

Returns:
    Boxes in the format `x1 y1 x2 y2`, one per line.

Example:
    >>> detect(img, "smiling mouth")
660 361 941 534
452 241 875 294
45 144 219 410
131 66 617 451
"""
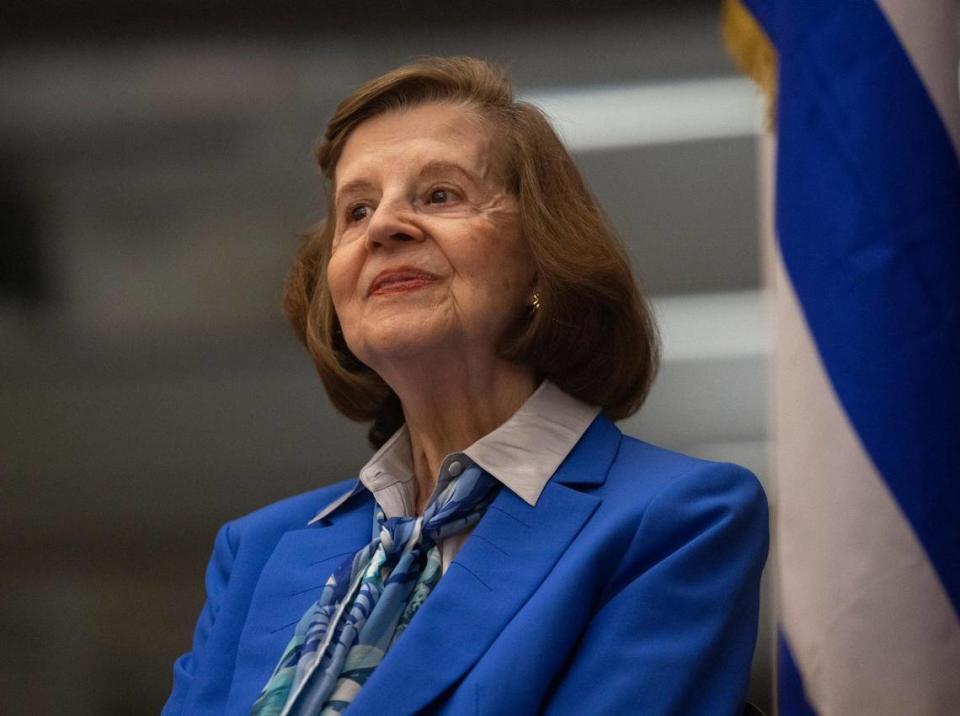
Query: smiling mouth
367 268 440 297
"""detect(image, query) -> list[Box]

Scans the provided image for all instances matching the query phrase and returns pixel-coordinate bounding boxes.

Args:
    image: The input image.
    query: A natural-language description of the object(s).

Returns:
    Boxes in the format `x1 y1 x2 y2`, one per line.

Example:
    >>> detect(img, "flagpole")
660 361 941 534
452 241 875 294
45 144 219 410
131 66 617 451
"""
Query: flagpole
758 127 779 716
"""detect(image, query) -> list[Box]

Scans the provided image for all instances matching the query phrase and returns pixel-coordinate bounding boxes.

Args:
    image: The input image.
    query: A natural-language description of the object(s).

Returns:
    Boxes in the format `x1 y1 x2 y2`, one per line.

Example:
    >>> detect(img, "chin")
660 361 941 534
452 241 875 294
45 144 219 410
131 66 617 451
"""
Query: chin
349 316 451 369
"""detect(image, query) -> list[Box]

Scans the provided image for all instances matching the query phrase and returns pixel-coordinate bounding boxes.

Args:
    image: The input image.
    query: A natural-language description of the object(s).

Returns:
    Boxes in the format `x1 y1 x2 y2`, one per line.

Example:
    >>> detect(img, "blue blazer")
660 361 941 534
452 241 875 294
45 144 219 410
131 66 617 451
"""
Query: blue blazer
163 415 768 715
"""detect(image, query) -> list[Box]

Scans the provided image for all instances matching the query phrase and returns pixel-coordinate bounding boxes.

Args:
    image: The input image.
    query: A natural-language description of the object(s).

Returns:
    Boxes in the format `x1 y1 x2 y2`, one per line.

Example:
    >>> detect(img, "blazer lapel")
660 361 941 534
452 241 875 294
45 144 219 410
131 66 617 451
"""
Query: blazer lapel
349 415 621 715
227 486 375 713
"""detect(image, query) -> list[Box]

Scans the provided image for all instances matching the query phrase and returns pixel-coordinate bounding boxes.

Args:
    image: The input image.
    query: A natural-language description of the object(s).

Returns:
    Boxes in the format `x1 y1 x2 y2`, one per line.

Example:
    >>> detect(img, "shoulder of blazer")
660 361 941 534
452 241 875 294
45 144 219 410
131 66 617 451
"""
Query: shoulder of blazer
611 433 743 485
594 428 767 518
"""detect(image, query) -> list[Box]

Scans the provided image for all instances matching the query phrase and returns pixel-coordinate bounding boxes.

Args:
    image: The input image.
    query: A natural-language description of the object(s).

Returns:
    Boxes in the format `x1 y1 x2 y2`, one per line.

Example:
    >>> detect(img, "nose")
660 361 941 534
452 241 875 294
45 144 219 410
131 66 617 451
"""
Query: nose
364 199 424 250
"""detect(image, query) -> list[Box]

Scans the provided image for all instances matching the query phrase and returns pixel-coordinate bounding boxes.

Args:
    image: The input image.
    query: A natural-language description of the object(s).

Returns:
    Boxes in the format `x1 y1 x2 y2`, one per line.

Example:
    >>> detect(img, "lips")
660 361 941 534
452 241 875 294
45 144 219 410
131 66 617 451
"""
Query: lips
367 267 440 297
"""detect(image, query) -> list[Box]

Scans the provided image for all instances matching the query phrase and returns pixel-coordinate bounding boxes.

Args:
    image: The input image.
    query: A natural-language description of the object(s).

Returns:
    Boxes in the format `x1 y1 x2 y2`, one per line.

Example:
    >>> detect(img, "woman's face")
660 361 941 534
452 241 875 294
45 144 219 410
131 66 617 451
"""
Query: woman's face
327 102 534 374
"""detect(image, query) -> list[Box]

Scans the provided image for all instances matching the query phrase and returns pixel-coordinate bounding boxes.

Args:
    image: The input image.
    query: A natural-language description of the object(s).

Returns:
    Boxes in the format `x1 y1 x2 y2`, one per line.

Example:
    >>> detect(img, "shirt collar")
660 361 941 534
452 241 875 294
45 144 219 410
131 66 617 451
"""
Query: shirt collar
308 380 600 525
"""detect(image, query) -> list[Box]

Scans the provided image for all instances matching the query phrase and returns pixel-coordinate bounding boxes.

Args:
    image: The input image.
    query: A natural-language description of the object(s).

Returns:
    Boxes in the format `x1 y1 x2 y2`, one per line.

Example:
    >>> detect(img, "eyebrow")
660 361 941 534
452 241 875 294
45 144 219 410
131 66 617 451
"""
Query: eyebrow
334 160 484 207
417 160 482 185
334 179 378 208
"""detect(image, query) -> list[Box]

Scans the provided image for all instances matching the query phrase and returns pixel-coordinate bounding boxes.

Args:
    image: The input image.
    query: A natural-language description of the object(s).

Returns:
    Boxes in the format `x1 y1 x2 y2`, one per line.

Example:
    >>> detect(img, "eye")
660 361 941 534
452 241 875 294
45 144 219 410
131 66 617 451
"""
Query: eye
428 188 452 204
347 204 370 222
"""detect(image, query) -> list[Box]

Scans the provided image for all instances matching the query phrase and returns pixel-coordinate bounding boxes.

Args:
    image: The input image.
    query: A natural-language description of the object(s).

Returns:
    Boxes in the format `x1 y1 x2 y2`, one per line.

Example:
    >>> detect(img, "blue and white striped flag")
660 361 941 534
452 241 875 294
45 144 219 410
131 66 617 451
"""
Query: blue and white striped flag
729 0 960 713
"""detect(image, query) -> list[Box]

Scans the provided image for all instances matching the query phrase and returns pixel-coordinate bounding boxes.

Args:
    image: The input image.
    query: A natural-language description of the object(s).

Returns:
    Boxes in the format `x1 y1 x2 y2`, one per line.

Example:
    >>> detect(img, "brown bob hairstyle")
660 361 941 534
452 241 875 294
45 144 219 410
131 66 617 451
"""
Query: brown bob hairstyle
284 56 660 448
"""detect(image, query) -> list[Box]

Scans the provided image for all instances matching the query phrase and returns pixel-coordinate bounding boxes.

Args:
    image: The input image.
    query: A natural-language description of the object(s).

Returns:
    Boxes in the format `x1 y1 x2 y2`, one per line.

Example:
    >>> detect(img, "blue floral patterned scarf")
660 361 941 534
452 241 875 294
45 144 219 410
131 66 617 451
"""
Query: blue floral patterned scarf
251 464 499 716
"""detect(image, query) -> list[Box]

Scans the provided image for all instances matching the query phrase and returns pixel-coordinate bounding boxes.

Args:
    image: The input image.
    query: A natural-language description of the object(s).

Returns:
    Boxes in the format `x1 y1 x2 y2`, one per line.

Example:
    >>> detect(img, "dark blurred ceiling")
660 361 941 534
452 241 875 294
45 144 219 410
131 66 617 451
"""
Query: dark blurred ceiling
1 0 717 40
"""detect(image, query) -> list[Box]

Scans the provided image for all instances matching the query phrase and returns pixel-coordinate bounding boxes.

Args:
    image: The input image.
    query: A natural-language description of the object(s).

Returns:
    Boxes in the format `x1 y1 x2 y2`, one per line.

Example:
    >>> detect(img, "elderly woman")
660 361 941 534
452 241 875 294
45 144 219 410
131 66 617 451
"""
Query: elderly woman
163 57 767 716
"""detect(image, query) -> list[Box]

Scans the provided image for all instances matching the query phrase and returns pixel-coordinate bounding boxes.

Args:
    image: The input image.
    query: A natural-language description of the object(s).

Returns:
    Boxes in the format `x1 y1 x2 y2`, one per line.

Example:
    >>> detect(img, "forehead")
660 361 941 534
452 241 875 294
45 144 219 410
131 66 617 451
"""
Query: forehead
334 103 493 185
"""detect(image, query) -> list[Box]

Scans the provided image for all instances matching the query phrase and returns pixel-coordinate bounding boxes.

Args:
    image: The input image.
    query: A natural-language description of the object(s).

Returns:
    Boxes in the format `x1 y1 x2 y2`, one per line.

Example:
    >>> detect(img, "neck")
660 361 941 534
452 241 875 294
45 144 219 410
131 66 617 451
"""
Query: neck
384 356 536 513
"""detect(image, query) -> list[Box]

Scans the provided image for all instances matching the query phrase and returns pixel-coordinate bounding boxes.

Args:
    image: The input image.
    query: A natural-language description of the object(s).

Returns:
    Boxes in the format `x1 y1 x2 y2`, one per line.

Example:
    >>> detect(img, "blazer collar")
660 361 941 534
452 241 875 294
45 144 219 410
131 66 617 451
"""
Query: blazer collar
550 411 620 487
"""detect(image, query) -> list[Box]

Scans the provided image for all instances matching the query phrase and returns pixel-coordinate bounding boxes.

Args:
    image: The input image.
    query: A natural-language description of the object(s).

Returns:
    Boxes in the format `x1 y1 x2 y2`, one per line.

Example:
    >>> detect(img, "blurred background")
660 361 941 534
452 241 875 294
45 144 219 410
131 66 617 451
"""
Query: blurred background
0 0 773 712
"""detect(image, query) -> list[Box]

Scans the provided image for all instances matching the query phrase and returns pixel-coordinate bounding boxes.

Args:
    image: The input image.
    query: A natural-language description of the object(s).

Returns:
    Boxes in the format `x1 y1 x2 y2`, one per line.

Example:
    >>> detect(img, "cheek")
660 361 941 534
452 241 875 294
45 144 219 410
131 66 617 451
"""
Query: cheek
326 255 365 355
494 263 531 308
463 231 531 311
325 251 357 312
488 227 532 295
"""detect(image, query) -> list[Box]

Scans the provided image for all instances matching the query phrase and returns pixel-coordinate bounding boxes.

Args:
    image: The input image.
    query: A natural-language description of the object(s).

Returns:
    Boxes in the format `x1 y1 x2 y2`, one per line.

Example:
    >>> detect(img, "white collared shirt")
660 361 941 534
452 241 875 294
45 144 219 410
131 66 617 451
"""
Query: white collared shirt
309 380 600 573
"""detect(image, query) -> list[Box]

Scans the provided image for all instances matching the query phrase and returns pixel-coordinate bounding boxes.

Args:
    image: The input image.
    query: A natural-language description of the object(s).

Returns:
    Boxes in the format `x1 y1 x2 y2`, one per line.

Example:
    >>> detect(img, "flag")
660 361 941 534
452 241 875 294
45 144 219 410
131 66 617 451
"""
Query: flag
724 0 960 713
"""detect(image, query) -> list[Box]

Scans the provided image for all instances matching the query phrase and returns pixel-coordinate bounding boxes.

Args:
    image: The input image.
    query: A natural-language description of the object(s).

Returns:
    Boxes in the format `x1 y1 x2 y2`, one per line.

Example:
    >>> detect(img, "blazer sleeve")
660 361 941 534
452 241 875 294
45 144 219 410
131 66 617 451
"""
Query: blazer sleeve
543 462 769 716
162 520 238 716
